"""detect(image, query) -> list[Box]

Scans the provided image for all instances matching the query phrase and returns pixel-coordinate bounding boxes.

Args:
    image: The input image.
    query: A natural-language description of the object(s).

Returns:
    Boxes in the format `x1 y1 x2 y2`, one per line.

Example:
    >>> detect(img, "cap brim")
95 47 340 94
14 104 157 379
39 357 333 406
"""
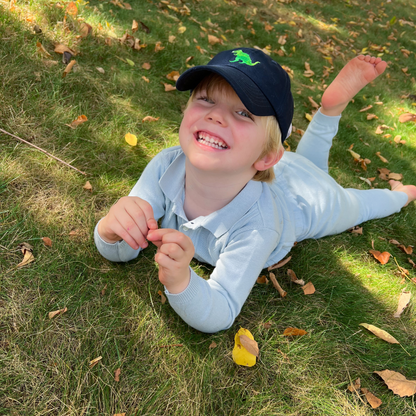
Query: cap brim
176 65 274 117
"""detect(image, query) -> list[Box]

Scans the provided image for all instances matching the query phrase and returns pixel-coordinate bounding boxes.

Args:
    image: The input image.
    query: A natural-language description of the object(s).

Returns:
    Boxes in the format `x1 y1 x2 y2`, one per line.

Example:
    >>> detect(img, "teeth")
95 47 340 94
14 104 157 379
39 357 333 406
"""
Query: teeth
197 132 227 149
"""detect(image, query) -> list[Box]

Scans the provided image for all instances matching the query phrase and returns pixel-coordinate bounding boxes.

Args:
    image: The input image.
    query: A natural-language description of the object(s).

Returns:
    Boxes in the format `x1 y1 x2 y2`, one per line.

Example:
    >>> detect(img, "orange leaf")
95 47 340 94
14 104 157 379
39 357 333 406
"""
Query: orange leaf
66 1 78 16
62 60 76 78
283 327 307 336
142 62 151 70
66 114 87 129
369 249 391 264
256 275 268 284
114 367 121 382
42 237 52 247
166 71 180 81
301 281 315 295
142 116 159 122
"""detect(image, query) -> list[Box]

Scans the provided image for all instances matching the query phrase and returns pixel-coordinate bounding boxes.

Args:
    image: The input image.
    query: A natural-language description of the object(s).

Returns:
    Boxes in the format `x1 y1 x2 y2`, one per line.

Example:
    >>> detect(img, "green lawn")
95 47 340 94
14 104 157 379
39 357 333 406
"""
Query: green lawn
1 0 416 415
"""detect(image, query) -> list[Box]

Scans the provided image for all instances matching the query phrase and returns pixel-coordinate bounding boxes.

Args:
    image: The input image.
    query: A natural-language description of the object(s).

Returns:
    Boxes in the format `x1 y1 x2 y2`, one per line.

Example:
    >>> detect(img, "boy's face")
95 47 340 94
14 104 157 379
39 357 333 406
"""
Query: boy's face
179 84 269 178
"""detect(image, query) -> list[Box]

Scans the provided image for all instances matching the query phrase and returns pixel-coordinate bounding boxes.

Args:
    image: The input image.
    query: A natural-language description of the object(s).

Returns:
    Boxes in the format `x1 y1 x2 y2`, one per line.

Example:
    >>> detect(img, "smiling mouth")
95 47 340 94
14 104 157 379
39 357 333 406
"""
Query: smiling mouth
196 131 228 149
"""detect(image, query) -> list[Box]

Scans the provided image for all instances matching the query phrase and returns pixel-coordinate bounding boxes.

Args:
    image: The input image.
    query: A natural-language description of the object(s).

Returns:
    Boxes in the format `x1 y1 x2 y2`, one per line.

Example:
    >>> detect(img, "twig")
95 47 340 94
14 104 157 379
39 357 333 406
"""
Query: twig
0 127 87 175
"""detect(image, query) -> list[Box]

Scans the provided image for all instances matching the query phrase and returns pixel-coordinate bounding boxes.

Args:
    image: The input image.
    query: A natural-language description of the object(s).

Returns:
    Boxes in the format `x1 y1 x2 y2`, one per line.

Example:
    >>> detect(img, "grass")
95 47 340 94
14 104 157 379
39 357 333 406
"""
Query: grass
1 0 416 414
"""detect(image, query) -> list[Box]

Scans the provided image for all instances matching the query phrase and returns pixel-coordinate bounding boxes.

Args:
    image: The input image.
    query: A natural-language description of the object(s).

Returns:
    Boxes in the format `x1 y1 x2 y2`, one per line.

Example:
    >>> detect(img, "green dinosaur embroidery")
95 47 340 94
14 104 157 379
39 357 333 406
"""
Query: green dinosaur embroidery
229 50 260 66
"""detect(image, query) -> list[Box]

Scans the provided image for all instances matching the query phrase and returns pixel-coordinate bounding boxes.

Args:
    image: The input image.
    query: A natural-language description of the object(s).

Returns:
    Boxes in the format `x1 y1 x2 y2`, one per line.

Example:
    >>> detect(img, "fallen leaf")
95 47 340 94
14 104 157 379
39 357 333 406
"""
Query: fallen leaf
408 258 416 268
158 290 166 304
388 172 403 181
239 335 259 357
398 245 413 254
209 341 217 349
69 229 80 237
369 249 391 264
62 60 76 78
101 284 107 296
163 83 176 92
89 356 102 368
375 152 388 163
114 367 121 382
302 282 315 295
268 255 292 271
361 388 382 409
132 20 139 32
347 148 361 160
374 369 416 397
360 323 399 344
142 116 159 122
66 114 88 129
367 114 378 120
256 275 268 284
232 328 257 367
399 113 416 123
377 167 391 180
348 226 363 235
125 133 137 146
308 96 320 109
262 321 272 329
42 237 52 247
83 181 92 191
154 41 164 52
142 62 151 70
394 291 411 318
96 67 105 74
348 378 361 393
283 327 307 336
66 1 77 16
113 414 126 416
208 34 221 45
126 59 134 66
48 307 67 319
142 76 149 83
178 25 187 34
54 44 76 55
36 41 52 58
269 272 287 297
166 71 180 81
80 22 92 37
287 269 305 285
17 242 35 267
169 35 176 43
359 105 373 112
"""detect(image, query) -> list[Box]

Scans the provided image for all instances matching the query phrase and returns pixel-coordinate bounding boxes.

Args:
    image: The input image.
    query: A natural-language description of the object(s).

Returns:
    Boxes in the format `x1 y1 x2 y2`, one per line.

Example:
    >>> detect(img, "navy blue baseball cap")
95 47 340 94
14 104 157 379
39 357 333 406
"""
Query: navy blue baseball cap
176 47 294 142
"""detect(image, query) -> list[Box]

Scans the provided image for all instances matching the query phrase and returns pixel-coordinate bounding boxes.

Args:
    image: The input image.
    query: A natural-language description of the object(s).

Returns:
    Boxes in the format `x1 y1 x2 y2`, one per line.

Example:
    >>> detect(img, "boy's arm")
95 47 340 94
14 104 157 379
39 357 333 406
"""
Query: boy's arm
164 228 280 333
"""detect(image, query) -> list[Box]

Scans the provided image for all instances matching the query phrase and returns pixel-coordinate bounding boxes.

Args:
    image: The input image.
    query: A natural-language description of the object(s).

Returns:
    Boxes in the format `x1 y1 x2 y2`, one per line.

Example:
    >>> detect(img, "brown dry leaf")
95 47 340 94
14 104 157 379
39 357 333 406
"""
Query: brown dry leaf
66 1 78 16
269 272 287 297
374 369 416 397
239 335 259 357
166 71 180 81
375 152 388 163
398 245 413 255
348 378 361 393
142 76 149 83
256 275 268 284
209 341 217 349
42 237 52 247
163 83 176 92
142 116 159 122
158 290 166 304
96 67 105 74
283 327 307 336
69 229 80 237
142 62 151 70
66 114 88 129
17 243 35 267
359 104 373 112
268 255 292 271
367 113 378 120
287 269 305 285
101 284 107 296
232 327 257 367
36 41 52 58
154 41 164 52
308 96 319 109
361 388 382 409
388 172 403 181
54 44 76 55
208 34 221 45
348 226 363 235
394 290 411 318
263 321 272 329
63 60 76 78
375 125 384 134
409 258 416 268
89 356 102 368
114 367 121 382
369 249 391 264
347 148 361 160
399 113 416 123
377 167 390 180
302 282 316 295
132 20 139 32
83 181 92 191
360 323 399 344
114 414 126 416
48 307 67 319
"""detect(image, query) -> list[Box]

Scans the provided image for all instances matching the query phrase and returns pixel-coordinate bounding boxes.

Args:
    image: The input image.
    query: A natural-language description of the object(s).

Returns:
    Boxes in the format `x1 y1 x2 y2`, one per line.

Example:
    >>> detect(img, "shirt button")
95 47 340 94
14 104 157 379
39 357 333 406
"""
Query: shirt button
182 226 189 231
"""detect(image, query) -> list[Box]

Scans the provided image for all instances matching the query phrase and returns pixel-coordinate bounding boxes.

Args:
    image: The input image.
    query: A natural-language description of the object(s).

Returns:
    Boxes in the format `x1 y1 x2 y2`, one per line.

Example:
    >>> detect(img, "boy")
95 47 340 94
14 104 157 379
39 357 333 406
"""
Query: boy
95 48 416 333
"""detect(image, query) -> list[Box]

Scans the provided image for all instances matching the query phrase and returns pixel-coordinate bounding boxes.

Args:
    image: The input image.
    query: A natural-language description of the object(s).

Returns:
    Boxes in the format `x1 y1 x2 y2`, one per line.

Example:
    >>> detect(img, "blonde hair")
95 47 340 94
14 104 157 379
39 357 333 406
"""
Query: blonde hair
186 73 283 183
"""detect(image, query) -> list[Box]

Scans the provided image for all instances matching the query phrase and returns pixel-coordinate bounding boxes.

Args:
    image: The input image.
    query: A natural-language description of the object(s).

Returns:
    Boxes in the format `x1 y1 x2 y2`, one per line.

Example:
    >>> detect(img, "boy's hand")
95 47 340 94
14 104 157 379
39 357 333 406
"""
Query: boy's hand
98 196 158 250
147 229 195 294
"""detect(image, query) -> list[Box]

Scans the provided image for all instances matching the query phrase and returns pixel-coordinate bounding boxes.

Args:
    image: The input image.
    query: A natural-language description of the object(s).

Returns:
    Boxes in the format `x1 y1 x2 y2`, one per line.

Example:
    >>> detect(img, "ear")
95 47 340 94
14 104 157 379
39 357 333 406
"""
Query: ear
253 147 284 171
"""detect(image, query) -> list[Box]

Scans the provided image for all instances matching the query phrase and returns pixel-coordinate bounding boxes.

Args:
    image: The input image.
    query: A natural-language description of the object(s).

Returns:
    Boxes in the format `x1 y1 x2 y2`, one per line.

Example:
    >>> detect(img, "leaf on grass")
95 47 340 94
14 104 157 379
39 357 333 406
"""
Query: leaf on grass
126 59 135 66
178 25 187 34
158 290 166 304
388 172 403 181
361 388 382 409
369 249 391 264
89 356 102 368
132 19 139 32
394 291 411 318
308 96 320 109
142 76 149 83
80 22 92 38
302 281 315 295
399 113 416 123
17 242 35 267
63 60 76 78
360 323 399 344
256 275 268 284
48 307 67 319
375 152 388 163
142 62 151 70
96 67 105 74
398 245 413 254
83 181 92 191
287 269 305 285
66 114 87 129
374 369 416 397
142 116 159 122
283 327 307 336
166 71 180 81
348 226 363 235
367 114 378 120
269 272 287 297
208 34 221 45
42 237 52 247
377 167 391 180
348 378 361 393
114 413 126 416
163 83 176 92
114 367 121 382
268 255 291 271
359 105 373 112
154 41 164 52
125 133 137 146
101 284 107 296
209 341 217 349
36 41 52 58
232 328 257 367
169 35 176 43
347 148 361 160
54 44 76 55
66 1 77 16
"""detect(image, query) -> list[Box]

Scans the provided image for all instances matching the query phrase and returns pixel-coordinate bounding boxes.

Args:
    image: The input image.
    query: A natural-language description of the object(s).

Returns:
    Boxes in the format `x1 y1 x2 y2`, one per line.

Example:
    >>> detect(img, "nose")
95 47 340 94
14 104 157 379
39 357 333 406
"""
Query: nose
205 107 227 126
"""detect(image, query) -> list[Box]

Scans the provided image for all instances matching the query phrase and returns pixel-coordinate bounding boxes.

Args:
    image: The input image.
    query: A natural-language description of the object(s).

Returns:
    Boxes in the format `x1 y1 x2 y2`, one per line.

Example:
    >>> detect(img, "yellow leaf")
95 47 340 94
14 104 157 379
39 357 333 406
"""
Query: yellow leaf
347 148 361 160
89 356 102 368
125 132 137 146
360 323 399 344
178 25 187 34
305 113 313 122
232 328 257 367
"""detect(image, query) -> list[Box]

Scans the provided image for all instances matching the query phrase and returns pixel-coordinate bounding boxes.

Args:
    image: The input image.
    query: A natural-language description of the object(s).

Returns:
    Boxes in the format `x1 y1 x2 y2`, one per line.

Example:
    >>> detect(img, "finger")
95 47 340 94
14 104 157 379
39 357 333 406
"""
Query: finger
147 217 158 232
159 242 185 261
110 217 145 250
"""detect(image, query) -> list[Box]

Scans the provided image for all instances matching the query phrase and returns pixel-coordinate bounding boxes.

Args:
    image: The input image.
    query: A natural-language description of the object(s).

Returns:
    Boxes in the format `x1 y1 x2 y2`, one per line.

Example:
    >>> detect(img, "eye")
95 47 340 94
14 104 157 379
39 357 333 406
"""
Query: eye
237 109 253 120
197 95 214 104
